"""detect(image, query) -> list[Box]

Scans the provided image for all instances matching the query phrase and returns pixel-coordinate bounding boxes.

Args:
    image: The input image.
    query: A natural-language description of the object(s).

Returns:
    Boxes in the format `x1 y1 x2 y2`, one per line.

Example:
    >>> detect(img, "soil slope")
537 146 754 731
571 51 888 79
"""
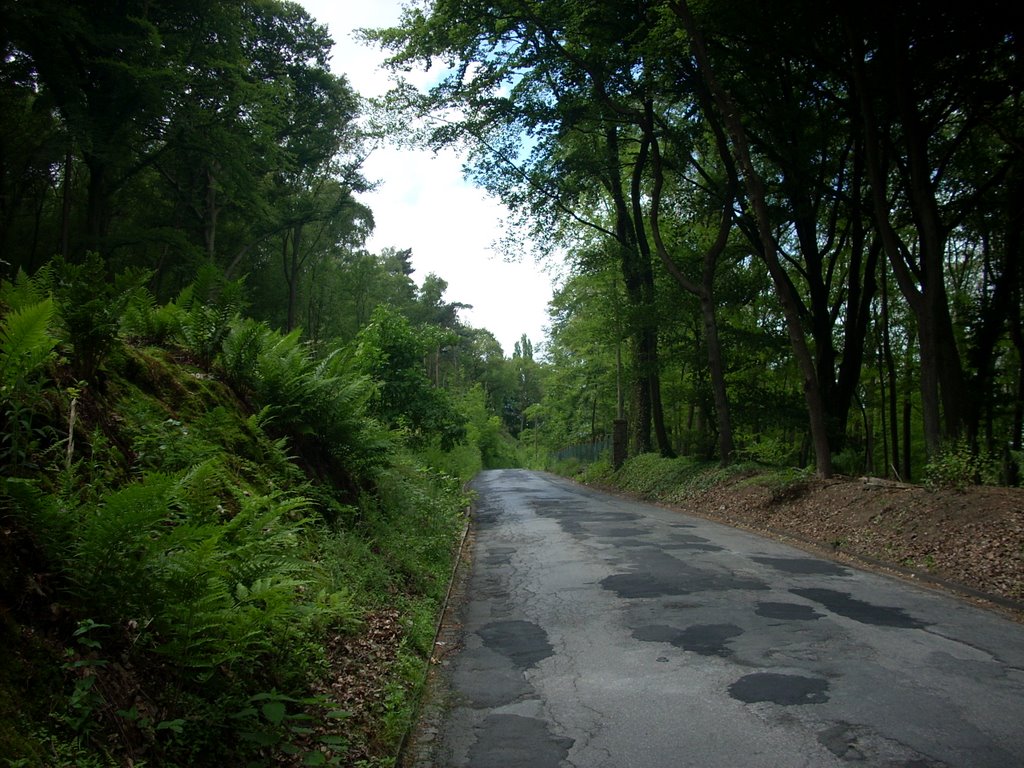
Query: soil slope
668 476 1024 620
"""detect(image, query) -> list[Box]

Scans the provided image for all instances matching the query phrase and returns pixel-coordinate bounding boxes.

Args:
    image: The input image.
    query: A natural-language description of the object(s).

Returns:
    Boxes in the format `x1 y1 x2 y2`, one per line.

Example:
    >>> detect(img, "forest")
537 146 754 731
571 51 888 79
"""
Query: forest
0 0 1020 766
368 0 1022 482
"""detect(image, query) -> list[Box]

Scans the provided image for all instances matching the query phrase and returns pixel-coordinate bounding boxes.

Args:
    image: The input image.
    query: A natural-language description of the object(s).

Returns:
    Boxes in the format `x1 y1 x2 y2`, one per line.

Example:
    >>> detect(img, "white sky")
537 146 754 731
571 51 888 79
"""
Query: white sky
298 0 556 356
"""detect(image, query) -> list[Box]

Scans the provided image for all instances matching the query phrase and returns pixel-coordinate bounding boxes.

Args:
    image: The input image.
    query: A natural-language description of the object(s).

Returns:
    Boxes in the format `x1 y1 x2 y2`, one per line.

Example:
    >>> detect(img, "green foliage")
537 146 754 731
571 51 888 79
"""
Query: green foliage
58 471 342 682
231 322 391 489
0 286 474 764
0 297 58 386
121 286 183 344
221 315 269 390
603 453 760 504
831 446 868 477
352 306 467 450
48 255 147 382
130 413 219 472
0 294 60 471
59 620 111 736
577 456 615 484
231 691 350 766
463 385 518 469
419 385 520 480
923 439 999 491
613 453 704 498
176 266 246 369
735 432 799 467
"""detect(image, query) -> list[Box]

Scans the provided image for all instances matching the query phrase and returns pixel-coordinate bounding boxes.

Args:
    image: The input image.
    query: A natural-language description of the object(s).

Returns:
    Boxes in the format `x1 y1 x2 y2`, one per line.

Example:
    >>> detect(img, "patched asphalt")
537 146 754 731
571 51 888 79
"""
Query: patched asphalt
406 470 1024 768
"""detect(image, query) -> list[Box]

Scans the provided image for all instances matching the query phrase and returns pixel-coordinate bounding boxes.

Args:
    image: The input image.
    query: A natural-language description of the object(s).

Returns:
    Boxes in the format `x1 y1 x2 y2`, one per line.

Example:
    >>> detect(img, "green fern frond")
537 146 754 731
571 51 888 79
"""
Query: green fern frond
0 268 47 312
0 298 58 387
221 317 269 389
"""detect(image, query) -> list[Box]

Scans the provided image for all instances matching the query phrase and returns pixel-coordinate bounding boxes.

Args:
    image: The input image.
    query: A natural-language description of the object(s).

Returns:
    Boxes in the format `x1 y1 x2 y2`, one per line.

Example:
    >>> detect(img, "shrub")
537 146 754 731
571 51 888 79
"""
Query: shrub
831 445 867 477
735 432 797 467
225 322 392 491
924 438 998 490
121 287 183 345
614 453 700 497
176 265 247 370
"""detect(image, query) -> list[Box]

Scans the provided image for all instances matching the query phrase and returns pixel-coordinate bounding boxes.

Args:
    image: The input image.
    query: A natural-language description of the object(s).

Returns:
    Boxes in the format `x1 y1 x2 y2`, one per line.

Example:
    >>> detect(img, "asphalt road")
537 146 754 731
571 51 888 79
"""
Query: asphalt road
411 469 1024 768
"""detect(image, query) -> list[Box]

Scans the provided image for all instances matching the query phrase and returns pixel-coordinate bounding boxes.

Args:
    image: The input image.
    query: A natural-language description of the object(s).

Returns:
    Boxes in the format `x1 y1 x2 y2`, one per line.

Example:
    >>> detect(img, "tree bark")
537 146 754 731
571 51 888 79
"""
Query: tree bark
282 224 303 333
629 118 675 458
204 164 219 259
674 0 834 476
845 18 966 455
60 151 73 260
648 114 735 464
84 154 110 255
881 268 901 477
603 122 653 454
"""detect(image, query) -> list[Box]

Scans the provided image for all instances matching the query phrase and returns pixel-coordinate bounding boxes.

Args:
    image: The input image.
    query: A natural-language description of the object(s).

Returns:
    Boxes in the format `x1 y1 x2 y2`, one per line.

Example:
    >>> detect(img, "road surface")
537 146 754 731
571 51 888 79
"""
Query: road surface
408 469 1024 767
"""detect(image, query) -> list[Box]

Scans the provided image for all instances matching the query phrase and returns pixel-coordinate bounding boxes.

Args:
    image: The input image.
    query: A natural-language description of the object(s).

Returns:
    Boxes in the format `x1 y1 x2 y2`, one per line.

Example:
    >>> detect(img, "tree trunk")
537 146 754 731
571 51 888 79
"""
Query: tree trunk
701 293 734 464
828 153 880 453
846 19 966 455
903 336 914 482
648 104 735 464
877 343 890 477
675 0 833 476
881 270 901 477
967 163 1023 450
629 118 675 458
204 164 219 259
60 151 73 260
603 122 654 454
282 224 303 333
84 153 110 255
1015 358 1024 452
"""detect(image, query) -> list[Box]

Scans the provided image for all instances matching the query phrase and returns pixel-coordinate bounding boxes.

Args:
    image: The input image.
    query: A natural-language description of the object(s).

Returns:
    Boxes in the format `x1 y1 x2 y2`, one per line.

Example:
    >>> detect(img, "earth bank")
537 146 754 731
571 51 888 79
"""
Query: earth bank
590 470 1024 621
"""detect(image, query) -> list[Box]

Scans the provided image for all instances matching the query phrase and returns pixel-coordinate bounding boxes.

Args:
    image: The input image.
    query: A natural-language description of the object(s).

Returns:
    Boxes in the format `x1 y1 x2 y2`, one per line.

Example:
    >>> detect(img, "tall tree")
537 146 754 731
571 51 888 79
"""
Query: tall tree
842 3 1018 454
672 0 835 475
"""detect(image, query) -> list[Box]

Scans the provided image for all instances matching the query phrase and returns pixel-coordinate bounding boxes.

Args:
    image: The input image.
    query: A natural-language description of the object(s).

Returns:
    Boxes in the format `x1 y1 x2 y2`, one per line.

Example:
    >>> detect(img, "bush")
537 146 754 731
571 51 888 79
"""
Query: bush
735 432 798 467
1 267 473 766
614 453 702 497
831 446 867 477
924 438 999 490
121 287 183 344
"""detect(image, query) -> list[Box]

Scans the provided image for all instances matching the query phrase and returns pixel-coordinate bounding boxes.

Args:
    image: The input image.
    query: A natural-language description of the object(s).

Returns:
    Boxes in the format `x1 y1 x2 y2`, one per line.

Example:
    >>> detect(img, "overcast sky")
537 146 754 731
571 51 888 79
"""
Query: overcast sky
298 0 556 356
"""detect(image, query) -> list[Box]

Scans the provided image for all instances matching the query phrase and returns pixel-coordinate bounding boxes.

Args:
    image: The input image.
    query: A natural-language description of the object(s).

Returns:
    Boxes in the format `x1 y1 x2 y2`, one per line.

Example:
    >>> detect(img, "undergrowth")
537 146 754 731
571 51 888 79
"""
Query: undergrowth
560 450 806 504
0 267 472 766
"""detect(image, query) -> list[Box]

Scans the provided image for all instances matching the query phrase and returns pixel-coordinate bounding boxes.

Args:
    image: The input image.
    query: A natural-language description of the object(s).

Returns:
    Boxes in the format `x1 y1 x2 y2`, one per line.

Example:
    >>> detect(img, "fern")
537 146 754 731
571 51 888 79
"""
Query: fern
176 266 246 370
220 316 269 390
0 266 51 312
121 287 184 344
0 298 58 389
1 297 60 471
69 474 179 617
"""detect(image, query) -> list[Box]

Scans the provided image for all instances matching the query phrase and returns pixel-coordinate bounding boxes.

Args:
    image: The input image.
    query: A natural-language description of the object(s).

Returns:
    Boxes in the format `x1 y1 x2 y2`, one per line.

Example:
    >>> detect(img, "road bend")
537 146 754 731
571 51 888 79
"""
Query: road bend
413 469 1024 768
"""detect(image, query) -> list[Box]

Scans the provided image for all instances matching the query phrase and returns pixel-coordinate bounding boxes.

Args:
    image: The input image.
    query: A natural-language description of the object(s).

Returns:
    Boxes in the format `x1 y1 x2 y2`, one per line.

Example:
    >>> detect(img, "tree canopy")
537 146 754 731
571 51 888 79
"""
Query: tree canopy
365 0 1022 480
